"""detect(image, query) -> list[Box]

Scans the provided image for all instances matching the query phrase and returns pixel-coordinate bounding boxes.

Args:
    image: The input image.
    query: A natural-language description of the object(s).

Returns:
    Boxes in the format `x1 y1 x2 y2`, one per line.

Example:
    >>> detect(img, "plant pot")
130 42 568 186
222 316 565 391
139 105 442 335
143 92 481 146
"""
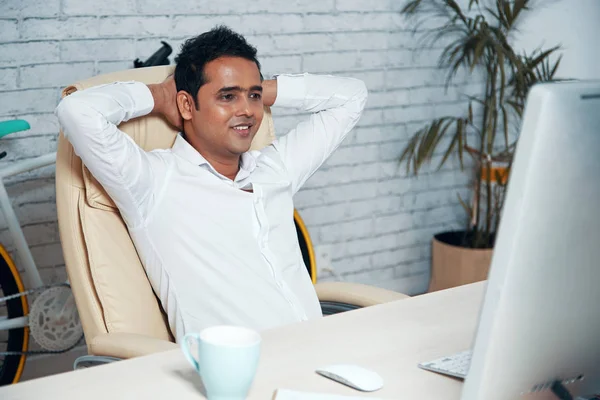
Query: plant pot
428 231 493 292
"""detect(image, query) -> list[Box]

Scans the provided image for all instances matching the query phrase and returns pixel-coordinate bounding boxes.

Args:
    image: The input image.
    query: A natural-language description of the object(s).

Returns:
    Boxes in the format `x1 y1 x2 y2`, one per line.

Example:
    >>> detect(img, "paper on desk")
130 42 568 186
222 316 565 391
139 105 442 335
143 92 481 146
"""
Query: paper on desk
273 388 390 400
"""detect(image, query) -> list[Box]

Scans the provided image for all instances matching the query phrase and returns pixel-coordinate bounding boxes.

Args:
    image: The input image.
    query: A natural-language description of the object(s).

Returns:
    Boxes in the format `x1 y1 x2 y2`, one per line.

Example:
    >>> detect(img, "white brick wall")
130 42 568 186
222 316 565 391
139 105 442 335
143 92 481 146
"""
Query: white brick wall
0 0 477 302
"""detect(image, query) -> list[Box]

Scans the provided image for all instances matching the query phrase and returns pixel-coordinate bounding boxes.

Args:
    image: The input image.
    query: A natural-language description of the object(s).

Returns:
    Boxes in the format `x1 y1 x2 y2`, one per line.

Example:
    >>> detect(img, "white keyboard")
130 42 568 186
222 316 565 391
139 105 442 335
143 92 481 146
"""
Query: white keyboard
418 350 473 379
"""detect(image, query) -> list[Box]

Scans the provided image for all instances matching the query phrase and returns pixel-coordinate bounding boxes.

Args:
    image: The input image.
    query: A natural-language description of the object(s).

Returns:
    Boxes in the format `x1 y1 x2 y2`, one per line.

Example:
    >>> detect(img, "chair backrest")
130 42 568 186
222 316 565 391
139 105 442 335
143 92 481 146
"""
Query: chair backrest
55 65 276 348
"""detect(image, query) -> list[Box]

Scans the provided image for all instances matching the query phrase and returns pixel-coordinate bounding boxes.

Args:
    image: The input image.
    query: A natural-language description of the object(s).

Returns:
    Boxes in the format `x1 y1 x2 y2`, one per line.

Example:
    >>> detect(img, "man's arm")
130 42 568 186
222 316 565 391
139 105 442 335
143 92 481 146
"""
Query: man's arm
269 73 368 194
55 78 178 228
261 79 278 107
147 76 183 131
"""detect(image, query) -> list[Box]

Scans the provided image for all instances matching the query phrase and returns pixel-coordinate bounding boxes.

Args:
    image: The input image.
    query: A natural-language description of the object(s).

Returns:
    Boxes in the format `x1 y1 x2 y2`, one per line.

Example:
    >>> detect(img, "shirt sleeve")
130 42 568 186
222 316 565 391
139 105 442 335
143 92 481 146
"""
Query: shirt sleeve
55 81 159 228
272 73 368 194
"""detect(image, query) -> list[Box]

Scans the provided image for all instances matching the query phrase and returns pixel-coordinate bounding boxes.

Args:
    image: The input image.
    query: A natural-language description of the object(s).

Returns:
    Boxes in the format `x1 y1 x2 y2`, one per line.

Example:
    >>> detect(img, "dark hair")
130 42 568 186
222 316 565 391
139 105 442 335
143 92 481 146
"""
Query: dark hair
174 25 262 109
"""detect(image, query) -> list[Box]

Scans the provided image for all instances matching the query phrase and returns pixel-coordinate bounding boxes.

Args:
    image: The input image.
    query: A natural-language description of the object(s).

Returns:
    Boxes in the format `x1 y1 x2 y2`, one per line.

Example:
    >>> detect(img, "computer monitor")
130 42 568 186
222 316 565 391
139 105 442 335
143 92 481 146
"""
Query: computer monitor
461 80 600 400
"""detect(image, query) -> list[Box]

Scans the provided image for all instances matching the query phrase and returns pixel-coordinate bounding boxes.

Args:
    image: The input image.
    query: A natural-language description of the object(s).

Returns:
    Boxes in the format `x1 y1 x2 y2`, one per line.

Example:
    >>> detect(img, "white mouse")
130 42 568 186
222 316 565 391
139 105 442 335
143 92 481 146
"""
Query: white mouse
315 364 384 392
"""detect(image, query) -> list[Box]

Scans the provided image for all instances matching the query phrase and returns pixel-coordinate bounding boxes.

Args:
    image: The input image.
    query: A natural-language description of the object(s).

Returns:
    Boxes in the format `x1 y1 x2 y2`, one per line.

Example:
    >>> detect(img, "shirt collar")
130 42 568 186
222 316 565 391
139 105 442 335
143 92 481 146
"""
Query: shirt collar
171 133 261 179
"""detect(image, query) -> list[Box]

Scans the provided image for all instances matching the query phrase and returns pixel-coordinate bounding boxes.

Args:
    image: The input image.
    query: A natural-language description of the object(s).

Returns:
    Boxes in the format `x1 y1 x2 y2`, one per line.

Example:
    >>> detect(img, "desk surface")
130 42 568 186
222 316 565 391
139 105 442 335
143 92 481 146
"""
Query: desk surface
1 282 485 400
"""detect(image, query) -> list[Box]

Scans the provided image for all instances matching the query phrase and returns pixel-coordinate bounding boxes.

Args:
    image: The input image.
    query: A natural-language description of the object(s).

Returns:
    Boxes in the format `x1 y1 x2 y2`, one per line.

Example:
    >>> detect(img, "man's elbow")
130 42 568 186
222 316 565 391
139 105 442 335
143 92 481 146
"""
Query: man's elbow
348 79 368 115
55 95 101 138
55 96 78 138
355 80 368 112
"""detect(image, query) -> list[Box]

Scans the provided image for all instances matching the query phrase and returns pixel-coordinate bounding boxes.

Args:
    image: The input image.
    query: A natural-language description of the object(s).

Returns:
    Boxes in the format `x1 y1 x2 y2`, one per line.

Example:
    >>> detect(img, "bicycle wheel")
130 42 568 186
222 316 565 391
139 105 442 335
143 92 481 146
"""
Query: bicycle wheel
0 244 28 386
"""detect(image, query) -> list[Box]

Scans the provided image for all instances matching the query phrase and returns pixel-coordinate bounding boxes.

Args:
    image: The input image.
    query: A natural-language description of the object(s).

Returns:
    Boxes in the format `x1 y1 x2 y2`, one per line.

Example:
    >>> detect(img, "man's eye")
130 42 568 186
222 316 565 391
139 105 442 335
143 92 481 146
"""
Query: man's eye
250 93 262 100
221 94 234 101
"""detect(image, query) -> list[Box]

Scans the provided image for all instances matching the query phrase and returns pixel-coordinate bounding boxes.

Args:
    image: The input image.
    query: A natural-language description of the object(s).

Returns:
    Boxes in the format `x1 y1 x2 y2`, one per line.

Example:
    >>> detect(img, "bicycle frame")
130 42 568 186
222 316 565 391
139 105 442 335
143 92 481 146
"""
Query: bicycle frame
0 151 57 331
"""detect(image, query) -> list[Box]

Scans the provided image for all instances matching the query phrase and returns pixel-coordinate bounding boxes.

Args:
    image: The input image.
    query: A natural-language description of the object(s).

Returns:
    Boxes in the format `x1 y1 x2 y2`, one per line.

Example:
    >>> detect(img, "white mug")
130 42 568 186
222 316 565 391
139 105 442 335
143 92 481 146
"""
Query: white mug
181 325 261 400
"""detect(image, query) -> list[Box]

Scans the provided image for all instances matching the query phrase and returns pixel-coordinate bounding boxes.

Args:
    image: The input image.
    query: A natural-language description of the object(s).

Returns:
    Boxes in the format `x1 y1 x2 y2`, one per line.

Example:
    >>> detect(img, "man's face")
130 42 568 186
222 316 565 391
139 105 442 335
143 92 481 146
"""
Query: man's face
182 56 264 161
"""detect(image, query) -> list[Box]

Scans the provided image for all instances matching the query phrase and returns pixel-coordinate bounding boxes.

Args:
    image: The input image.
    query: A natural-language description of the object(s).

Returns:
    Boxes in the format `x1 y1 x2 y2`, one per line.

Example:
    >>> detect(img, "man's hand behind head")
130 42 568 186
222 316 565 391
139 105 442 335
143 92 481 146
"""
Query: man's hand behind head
148 75 183 132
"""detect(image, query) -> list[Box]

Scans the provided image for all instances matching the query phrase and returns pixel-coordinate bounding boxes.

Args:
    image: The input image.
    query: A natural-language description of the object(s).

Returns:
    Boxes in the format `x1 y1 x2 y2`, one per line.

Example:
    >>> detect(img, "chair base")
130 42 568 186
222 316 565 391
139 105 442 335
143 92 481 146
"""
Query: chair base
73 355 121 370
319 301 361 316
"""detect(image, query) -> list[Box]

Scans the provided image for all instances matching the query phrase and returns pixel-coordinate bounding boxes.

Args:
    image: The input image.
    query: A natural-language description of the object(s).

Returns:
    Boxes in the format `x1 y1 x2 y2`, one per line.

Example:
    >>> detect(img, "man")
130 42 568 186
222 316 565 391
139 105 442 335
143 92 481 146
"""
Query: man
56 26 368 341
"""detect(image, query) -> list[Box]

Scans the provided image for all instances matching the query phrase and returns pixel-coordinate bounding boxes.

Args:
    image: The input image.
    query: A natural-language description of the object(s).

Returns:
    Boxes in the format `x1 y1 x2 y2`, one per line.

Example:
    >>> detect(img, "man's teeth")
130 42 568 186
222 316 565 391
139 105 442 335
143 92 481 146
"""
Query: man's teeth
233 126 249 130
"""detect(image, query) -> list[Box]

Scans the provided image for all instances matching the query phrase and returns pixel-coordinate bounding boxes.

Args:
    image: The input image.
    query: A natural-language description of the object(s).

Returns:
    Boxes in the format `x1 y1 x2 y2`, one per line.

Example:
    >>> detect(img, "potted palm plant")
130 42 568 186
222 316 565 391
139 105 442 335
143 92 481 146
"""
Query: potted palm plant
399 0 563 291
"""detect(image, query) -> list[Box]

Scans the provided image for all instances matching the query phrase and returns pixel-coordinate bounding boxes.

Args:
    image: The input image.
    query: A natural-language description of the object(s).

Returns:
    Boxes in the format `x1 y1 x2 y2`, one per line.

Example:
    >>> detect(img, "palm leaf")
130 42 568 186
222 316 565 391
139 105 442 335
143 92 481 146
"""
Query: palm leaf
526 46 561 72
468 102 474 123
465 95 486 106
469 0 480 8
471 34 489 71
445 0 468 24
457 118 465 168
432 117 455 152
485 6 500 22
502 0 514 29
417 119 443 165
510 0 530 27
401 0 422 15
496 0 509 30
500 103 509 147
399 130 422 174
457 192 473 224
403 115 470 174
498 51 506 102
506 99 523 118
550 54 562 77
438 118 466 170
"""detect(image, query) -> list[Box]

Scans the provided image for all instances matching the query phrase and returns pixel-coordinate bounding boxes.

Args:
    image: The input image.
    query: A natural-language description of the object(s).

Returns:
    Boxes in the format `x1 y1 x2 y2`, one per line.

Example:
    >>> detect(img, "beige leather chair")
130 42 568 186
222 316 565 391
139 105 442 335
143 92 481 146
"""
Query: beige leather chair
55 65 409 365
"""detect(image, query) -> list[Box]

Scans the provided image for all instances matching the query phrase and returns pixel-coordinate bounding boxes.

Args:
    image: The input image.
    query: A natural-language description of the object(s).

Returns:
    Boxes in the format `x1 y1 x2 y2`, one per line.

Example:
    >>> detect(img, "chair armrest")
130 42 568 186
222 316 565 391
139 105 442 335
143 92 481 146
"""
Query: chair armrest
315 282 409 308
89 333 178 359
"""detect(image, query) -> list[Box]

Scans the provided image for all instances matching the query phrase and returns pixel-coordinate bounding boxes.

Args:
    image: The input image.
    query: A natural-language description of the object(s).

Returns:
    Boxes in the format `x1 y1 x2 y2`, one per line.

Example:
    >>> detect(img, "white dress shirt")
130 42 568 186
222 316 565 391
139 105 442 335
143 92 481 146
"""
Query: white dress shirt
56 73 368 341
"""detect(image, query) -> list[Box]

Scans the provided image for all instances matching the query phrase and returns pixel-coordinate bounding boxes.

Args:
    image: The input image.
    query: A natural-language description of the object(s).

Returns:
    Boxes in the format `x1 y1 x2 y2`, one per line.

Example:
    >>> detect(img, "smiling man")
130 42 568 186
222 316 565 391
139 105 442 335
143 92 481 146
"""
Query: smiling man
56 26 368 341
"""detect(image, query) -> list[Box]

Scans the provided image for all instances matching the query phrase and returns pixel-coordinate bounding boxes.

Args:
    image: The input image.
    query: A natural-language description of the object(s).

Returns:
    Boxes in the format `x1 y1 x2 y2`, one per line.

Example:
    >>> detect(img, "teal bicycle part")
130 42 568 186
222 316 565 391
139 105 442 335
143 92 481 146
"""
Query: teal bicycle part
0 120 30 139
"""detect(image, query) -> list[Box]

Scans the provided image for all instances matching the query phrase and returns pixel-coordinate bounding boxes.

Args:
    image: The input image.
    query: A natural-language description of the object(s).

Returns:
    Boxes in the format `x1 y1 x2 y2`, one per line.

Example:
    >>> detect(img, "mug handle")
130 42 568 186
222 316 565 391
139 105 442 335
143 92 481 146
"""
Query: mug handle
181 333 202 372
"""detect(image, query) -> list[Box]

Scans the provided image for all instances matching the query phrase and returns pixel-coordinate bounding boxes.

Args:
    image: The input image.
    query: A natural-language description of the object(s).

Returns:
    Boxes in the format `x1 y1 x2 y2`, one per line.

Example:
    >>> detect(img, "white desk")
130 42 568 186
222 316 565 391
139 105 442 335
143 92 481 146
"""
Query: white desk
0 282 485 400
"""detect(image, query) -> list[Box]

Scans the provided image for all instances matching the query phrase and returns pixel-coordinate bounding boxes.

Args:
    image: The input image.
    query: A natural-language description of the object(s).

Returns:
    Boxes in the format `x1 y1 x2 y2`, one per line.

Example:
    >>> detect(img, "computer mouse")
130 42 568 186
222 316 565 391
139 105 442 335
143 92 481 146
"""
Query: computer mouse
315 364 384 392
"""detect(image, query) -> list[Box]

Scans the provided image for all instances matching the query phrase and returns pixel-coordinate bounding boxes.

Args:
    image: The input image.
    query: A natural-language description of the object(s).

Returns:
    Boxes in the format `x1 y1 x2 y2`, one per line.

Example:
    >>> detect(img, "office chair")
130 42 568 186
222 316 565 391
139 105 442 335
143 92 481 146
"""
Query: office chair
55 66 409 367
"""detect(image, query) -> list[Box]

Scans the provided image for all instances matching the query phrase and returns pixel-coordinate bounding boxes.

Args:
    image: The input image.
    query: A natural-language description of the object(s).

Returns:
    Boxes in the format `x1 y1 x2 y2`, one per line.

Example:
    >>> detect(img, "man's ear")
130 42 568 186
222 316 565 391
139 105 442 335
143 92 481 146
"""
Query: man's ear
177 91 195 121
